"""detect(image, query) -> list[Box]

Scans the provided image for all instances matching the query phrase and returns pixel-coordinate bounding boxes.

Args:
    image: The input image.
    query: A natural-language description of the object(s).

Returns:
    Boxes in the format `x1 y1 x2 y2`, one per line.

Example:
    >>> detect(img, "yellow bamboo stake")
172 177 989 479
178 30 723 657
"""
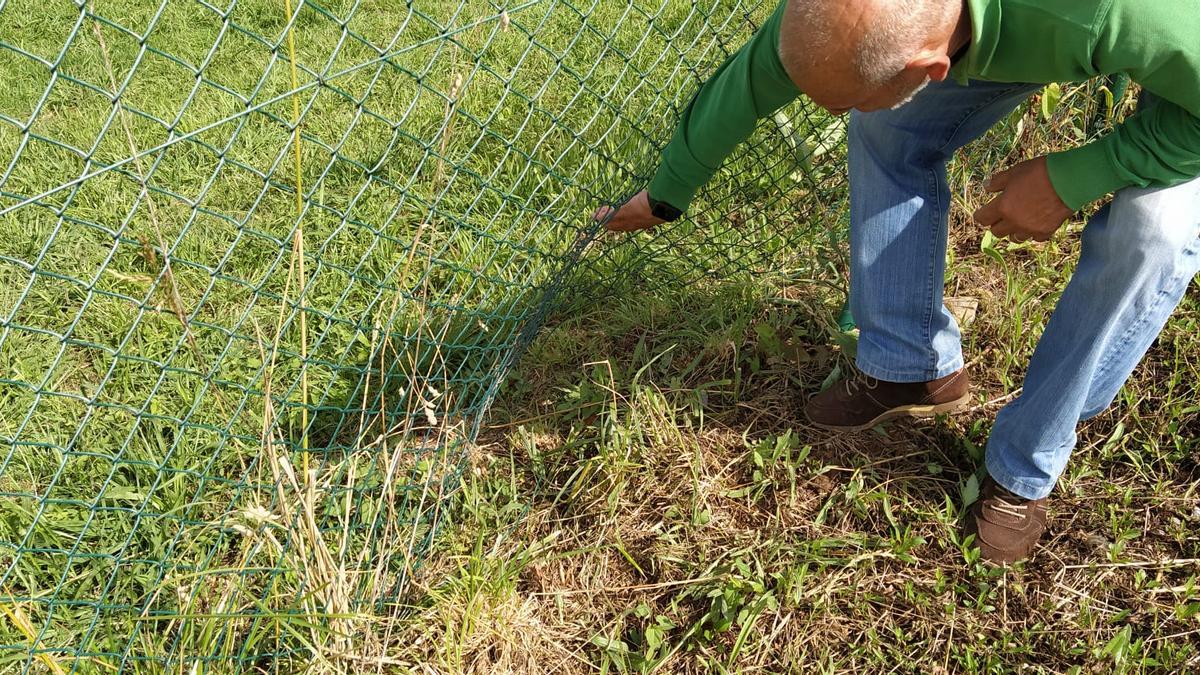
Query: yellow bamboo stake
283 0 310 473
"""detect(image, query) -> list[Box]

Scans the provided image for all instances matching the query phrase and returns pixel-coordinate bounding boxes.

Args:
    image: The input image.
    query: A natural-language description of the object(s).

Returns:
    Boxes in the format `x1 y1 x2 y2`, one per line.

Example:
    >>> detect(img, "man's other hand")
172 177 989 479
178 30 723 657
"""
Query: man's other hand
973 156 1073 243
593 190 667 233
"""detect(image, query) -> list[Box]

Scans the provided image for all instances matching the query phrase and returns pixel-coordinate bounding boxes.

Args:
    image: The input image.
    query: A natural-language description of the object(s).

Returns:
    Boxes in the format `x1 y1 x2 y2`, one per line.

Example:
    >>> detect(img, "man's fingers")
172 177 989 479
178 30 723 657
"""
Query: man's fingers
990 220 1034 243
604 215 630 232
607 218 661 233
597 189 666 233
985 167 1012 193
605 214 657 233
973 198 1003 228
990 220 1016 240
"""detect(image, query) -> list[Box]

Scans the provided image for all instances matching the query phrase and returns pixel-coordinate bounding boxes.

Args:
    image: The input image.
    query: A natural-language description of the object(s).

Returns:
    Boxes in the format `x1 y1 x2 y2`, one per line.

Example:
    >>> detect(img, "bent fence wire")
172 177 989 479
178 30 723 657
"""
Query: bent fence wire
0 0 845 669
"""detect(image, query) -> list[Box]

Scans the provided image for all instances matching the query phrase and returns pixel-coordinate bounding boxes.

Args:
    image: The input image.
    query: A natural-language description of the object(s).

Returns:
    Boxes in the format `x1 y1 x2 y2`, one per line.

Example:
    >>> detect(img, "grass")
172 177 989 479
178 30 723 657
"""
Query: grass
379 88 1200 672
0 0 845 670
0 0 1195 672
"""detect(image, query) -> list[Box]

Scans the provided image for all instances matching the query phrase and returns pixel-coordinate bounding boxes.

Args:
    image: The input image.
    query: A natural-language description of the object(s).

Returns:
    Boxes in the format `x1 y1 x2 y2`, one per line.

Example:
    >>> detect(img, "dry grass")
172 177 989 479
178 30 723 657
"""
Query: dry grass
386 269 1198 672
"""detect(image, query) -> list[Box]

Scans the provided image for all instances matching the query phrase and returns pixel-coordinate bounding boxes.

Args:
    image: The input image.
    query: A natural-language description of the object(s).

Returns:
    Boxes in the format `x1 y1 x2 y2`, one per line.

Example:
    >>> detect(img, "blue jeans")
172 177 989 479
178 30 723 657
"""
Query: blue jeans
848 78 1200 500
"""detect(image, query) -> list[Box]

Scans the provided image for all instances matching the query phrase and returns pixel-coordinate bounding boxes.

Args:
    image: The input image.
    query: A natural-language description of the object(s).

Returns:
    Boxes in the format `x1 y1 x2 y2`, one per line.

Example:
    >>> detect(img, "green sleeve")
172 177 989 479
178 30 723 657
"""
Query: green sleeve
1046 99 1200 211
648 1 801 212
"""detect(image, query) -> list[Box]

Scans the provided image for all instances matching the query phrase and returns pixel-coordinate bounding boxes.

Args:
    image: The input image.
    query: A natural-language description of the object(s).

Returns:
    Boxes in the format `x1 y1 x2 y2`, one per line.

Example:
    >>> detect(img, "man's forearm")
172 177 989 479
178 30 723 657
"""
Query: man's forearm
648 0 801 213
1046 99 1200 210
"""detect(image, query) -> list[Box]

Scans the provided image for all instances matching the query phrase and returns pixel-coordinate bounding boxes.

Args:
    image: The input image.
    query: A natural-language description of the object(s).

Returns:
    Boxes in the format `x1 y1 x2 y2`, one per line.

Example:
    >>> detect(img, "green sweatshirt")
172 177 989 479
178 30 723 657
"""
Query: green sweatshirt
649 0 1200 213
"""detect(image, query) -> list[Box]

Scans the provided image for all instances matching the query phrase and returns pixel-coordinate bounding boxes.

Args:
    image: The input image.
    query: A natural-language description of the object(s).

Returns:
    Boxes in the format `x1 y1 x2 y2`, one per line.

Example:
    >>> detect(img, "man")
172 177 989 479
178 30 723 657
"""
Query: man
595 0 1200 563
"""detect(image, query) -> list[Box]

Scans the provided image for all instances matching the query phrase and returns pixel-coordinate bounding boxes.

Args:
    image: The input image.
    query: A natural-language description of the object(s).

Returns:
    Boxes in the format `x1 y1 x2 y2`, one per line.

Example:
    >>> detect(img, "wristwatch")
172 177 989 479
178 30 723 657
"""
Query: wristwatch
647 194 683 222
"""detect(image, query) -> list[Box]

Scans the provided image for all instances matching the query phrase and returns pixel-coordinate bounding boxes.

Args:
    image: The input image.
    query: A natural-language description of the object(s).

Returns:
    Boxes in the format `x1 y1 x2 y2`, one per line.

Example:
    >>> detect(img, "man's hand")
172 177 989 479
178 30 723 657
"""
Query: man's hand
593 190 667 233
973 156 1074 243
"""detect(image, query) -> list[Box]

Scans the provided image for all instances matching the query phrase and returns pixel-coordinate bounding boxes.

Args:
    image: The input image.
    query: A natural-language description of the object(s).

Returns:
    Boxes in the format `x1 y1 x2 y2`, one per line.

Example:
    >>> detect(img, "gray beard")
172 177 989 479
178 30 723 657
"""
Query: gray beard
891 76 932 110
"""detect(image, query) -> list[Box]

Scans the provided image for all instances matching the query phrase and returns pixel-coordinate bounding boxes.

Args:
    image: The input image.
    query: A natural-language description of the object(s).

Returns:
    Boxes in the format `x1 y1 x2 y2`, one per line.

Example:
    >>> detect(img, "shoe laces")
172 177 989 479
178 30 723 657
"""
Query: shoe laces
844 373 880 396
990 491 1030 519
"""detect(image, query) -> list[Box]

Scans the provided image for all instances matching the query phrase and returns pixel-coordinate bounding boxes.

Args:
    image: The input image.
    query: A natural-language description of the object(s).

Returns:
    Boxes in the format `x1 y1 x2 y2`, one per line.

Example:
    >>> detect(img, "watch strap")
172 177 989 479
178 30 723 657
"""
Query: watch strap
647 195 683 222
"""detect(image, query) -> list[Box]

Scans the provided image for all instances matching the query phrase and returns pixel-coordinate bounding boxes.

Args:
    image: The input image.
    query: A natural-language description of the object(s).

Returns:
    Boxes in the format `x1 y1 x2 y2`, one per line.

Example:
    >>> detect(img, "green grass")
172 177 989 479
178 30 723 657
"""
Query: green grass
3 0 1194 672
0 0 842 670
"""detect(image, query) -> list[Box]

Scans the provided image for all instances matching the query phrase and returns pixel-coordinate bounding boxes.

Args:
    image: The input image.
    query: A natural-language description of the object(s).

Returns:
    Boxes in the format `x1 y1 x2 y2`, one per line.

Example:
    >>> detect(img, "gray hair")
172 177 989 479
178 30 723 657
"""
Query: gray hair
780 0 955 86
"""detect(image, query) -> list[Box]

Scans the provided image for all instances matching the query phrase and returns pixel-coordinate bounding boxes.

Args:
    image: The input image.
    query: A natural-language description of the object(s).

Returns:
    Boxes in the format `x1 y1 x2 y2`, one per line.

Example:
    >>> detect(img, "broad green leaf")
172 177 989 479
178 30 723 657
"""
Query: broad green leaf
1041 83 1063 120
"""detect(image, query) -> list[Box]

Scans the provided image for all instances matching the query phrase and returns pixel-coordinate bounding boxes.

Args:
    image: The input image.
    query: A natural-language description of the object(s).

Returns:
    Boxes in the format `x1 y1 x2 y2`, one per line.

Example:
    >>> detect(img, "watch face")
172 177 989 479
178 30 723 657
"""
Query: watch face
649 199 680 221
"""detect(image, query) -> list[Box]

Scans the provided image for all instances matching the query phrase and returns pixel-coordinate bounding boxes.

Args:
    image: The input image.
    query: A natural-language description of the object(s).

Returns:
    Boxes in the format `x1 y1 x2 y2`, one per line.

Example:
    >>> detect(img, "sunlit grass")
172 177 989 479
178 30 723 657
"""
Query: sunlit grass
0 0 842 669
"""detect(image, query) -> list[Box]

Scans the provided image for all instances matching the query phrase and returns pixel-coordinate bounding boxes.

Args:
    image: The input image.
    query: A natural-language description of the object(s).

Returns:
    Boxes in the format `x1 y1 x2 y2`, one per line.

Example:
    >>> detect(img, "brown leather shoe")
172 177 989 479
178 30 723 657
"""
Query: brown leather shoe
966 476 1048 564
804 369 971 431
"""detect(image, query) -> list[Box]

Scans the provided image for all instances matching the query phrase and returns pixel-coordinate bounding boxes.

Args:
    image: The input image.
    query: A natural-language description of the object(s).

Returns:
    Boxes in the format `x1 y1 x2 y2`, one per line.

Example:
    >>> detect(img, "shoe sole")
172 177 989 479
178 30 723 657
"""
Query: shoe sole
807 394 972 433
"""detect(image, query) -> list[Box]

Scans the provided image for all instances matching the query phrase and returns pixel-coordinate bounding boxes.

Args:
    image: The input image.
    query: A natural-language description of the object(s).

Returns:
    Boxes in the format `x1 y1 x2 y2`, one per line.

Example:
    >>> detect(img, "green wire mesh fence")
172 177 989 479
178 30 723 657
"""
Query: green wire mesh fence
0 0 847 669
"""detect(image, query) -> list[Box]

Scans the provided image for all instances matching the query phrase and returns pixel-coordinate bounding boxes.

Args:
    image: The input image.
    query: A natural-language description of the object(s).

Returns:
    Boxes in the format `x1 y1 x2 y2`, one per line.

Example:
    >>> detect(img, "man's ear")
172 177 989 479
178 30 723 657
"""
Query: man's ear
908 51 952 82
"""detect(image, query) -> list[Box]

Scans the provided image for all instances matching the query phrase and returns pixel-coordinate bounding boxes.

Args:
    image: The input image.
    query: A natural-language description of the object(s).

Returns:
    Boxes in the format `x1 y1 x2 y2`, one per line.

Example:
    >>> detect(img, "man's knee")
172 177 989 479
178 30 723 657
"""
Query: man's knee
1088 183 1200 277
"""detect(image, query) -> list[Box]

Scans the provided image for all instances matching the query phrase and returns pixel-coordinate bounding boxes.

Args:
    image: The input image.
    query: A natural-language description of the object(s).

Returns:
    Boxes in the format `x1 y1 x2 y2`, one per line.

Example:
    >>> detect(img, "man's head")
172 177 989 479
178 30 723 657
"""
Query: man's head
780 0 962 113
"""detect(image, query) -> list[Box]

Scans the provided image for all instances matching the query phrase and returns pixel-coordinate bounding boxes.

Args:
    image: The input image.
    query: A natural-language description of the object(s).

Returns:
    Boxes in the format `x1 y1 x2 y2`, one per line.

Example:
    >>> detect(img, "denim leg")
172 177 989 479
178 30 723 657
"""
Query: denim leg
987 177 1200 499
849 79 1041 382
